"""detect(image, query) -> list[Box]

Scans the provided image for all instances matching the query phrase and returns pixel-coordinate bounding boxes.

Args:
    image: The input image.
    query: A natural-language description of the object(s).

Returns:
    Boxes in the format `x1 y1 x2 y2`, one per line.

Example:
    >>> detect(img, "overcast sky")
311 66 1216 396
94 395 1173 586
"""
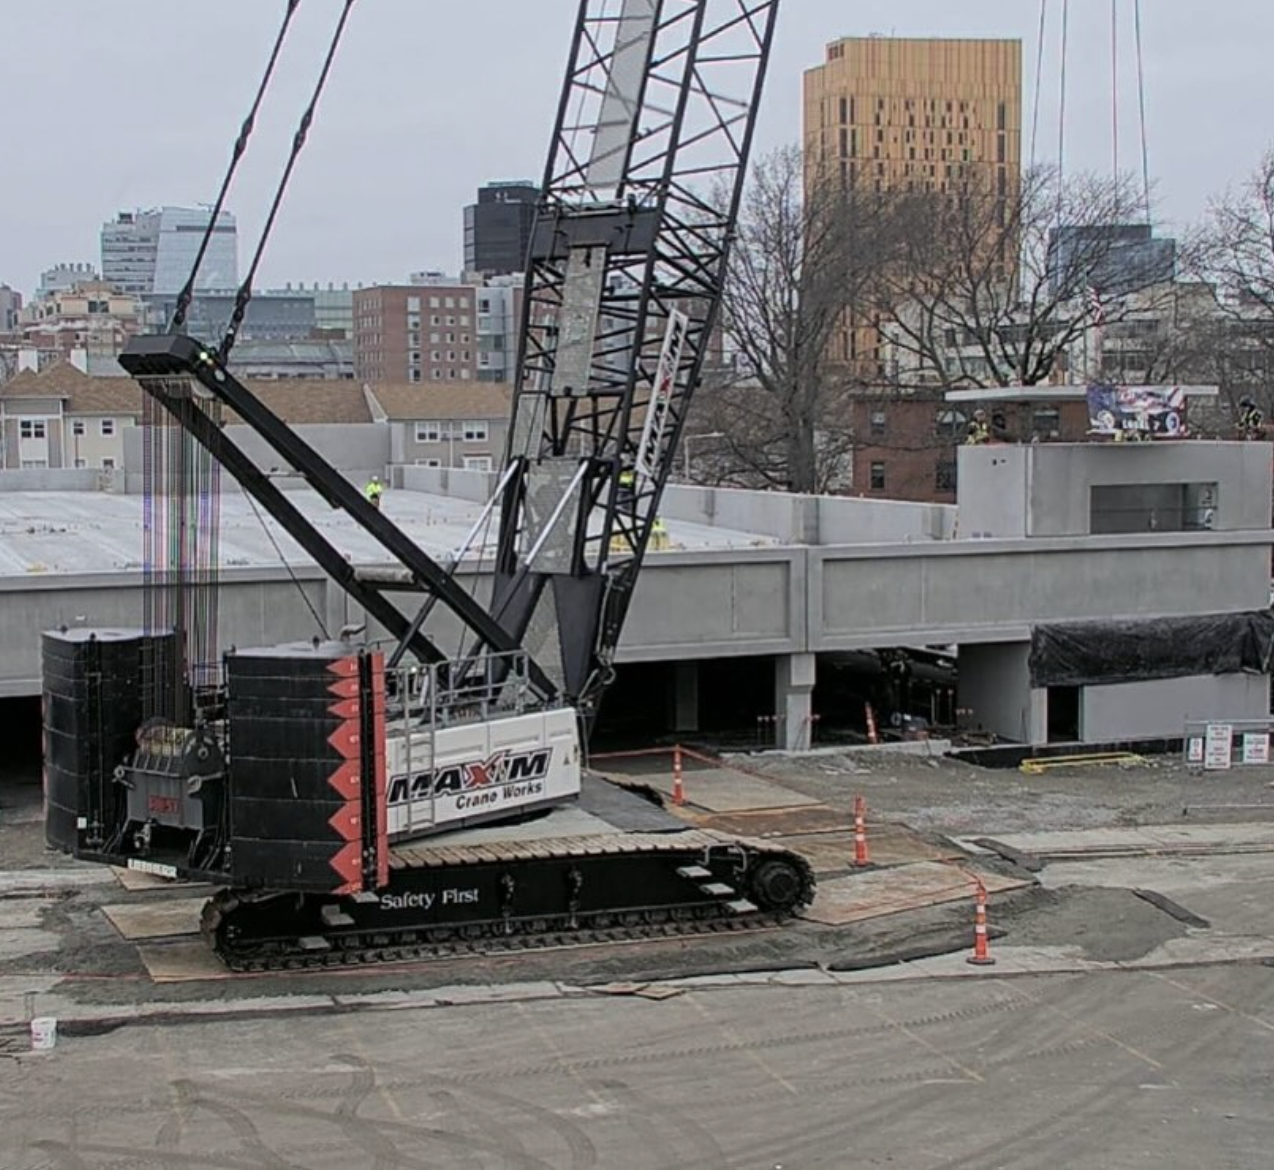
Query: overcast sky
6 1 1272 297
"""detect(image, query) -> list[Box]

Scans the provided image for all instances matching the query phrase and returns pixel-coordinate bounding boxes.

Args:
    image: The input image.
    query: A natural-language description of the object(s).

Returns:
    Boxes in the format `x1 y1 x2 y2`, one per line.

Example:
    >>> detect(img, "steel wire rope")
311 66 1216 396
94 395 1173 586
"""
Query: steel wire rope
1111 0 1120 180
241 489 330 640
170 0 303 332
1055 0 1070 227
1133 0 1152 220
1028 0 1049 169
219 0 358 362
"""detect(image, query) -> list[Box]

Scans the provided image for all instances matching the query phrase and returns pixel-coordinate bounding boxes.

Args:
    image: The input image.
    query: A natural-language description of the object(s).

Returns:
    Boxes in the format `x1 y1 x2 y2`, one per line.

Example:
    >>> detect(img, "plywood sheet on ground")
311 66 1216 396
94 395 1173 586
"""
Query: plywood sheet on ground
800 862 1030 926
597 767 819 814
778 828 962 875
137 940 232 983
101 898 205 941
111 867 209 893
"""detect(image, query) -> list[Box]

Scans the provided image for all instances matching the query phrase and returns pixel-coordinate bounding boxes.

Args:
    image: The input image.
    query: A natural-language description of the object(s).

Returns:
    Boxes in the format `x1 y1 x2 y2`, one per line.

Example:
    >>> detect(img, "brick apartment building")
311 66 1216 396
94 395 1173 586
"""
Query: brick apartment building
354 283 478 384
845 393 1090 503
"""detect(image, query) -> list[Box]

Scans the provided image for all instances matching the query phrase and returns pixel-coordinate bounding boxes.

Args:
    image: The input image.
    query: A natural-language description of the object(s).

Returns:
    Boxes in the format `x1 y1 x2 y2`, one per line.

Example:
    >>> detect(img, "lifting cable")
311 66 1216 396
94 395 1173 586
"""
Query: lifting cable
1055 0 1070 225
1133 0 1152 219
171 0 303 333
220 0 358 362
1110 0 1119 180
1028 0 1049 169
243 489 331 640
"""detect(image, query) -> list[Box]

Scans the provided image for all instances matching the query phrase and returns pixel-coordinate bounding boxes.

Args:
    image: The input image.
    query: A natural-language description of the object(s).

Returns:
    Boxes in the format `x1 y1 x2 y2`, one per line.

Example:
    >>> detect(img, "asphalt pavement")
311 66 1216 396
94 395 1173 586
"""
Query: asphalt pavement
4 749 1274 1167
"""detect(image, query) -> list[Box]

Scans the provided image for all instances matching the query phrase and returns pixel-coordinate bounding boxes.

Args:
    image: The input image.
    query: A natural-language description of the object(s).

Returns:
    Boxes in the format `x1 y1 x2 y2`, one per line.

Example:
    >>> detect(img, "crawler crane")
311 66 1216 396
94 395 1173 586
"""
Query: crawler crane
42 0 813 970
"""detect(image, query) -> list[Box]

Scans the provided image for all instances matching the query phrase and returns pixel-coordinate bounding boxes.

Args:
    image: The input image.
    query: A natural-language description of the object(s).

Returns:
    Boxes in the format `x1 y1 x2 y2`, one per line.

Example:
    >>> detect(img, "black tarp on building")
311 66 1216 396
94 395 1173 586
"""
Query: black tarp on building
1028 610 1274 689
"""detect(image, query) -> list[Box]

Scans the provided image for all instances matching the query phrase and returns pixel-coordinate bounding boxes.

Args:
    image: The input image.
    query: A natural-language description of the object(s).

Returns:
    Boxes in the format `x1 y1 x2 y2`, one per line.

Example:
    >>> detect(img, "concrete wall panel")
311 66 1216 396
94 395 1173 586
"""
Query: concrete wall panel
1082 673 1270 741
618 554 800 662
960 441 1273 539
814 538 1272 649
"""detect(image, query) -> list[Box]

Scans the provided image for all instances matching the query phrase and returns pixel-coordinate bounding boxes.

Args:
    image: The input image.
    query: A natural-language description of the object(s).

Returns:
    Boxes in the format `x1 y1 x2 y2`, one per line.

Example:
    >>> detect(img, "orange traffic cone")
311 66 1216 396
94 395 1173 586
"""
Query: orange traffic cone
967 880 996 966
853 794 871 867
672 745 685 807
864 703 879 745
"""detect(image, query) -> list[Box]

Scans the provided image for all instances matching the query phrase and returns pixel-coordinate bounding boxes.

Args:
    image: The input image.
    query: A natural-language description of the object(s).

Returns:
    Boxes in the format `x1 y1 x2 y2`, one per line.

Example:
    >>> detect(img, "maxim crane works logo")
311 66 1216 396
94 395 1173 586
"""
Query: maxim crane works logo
387 747 553 806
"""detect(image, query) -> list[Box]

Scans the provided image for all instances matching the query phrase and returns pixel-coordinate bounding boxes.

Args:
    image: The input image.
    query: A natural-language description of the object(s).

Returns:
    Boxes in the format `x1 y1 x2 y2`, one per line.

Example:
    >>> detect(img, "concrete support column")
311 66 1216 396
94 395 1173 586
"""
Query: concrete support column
669 661 699 733
774 652 816 751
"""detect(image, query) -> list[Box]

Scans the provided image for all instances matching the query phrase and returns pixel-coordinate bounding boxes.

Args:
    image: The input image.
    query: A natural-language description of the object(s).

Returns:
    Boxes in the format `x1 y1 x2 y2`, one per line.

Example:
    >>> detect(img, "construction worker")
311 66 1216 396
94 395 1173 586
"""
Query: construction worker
1237 396 1264 440
365 475 385 510
965 409 991 445
618 466 638 520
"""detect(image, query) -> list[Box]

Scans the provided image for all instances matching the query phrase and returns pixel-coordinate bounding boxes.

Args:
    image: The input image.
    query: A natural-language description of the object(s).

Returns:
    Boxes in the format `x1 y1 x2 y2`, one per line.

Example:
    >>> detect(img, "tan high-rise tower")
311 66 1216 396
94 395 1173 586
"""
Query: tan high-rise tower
803 38 1024 502
804 36 1022 196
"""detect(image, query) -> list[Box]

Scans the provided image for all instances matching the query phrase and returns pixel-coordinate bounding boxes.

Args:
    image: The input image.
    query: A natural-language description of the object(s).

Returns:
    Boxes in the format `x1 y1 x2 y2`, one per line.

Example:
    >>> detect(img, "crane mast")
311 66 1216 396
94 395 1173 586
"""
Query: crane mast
493 0 780 712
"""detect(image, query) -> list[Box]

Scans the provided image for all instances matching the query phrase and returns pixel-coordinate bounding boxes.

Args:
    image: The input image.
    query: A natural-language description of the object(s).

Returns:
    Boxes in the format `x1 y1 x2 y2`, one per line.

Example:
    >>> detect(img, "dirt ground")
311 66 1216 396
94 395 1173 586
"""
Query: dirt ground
732 746 1274 834
5 741 1256 1006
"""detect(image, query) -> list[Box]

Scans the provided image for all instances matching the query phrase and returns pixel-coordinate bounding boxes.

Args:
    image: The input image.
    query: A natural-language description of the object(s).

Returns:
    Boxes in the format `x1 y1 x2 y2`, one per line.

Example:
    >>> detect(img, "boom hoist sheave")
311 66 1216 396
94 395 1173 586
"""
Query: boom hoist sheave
43 0 812 969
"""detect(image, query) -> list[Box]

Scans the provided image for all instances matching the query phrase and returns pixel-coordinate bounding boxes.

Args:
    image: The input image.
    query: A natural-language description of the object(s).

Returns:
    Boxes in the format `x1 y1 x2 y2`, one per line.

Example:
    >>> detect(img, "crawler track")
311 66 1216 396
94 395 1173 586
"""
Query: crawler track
202 830 815 973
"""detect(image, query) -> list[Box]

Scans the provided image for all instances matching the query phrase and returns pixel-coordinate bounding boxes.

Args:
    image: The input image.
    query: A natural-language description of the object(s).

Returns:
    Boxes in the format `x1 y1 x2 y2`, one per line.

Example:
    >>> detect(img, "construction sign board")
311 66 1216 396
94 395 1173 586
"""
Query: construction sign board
1203 722 1233 770
1242 733 1270 766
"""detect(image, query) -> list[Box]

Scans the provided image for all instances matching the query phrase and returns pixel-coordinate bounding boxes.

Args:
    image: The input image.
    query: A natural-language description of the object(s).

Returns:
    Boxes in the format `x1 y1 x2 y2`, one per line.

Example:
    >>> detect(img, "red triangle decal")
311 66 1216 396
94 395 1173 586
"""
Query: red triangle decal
328 759 361 800
328 721 361 759
327 676 360 700
327 696 361 721
329 842 362 889
329 804 362 843
325 657 360 679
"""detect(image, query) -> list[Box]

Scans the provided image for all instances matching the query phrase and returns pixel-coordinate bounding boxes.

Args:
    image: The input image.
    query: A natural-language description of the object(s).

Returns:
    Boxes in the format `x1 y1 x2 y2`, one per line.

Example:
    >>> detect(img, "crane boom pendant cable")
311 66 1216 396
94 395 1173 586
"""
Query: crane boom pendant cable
1028 0 1049 169
171 0 303 332
1133 0 1152 220
219 0 358 362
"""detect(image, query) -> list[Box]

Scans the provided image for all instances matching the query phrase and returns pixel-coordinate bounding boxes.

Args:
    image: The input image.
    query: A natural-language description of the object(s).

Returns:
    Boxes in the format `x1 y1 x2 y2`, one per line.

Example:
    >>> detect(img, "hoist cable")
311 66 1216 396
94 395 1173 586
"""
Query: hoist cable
220 0 357 362
1111 0 1119 179
1028 0 1048 169
171 0 303 333
1133 0 1152 220
1055 0 1070 225
244 490 330 640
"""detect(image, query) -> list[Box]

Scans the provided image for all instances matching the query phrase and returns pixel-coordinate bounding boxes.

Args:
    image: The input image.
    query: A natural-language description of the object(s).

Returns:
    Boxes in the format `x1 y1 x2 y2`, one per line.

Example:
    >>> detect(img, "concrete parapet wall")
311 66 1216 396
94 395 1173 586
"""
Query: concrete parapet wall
395 464 496 503
658 483 956 545
121 425 391 494
0 468 111 493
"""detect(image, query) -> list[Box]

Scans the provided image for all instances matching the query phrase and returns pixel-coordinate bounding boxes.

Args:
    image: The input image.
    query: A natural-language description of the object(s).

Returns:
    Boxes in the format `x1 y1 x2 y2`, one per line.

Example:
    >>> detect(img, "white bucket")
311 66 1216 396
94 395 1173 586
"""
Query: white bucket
29 1017 57 1052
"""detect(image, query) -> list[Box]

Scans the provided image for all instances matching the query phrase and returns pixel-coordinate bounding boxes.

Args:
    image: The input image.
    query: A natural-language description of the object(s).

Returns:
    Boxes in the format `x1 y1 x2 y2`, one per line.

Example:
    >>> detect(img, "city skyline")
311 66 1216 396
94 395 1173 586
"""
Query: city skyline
5 1 1273 297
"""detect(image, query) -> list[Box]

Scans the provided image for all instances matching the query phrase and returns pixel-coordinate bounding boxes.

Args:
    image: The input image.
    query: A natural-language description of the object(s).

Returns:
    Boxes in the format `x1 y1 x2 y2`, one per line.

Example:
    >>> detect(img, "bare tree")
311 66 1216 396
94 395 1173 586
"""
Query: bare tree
1194 147 1274 421
692 146 898 493
878 167 1176 391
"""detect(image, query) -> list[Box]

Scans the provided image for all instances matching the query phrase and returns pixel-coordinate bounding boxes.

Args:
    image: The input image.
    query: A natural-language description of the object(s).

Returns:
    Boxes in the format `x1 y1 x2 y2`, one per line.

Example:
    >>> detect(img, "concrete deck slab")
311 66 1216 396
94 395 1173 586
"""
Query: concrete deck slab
959 822 1274 859
101 898 206 941
0 487 772 578
801 861 1030 927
